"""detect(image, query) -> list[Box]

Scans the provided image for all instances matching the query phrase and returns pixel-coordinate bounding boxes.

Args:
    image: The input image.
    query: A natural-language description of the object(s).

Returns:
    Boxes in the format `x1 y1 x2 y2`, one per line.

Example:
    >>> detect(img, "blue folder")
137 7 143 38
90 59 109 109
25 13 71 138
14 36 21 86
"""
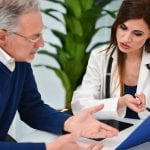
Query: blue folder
116 116 150 150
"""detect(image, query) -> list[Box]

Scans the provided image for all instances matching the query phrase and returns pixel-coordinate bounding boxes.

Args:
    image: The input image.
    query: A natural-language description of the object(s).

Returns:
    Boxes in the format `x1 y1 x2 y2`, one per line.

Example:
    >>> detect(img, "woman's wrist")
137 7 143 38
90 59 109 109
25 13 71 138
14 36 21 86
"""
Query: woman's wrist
118 97 126 109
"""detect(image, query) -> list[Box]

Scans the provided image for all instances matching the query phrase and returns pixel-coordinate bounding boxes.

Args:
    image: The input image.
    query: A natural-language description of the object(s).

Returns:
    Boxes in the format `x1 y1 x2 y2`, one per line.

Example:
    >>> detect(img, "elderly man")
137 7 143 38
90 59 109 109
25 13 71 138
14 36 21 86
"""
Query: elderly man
0 0 118 149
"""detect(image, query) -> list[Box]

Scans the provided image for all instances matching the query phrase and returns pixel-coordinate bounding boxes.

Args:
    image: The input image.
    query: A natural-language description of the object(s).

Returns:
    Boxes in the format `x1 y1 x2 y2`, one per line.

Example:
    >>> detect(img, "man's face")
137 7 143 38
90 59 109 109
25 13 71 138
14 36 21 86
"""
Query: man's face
2 10 44 61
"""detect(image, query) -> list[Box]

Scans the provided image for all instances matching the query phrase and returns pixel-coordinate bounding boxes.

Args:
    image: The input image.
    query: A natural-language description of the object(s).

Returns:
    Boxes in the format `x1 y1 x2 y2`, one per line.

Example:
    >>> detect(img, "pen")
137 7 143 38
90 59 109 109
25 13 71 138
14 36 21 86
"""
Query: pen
135 95 146 109
146 107 150 112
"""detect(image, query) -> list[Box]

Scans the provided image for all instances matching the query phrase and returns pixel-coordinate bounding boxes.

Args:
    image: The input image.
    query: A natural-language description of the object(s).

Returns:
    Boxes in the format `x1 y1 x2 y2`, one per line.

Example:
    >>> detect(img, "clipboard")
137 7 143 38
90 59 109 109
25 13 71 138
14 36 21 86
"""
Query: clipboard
116 116 150 150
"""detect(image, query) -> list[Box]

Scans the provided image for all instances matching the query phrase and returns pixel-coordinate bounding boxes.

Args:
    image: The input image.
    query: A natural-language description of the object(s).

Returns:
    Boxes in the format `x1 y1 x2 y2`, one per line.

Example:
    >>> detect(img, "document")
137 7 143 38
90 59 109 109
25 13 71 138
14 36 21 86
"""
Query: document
116 116 150 150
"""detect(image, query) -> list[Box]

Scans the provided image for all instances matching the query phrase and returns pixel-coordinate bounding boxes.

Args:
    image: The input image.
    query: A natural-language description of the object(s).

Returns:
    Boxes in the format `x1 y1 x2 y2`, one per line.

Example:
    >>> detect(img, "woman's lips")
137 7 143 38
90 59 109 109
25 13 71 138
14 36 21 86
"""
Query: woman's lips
120 42 130 49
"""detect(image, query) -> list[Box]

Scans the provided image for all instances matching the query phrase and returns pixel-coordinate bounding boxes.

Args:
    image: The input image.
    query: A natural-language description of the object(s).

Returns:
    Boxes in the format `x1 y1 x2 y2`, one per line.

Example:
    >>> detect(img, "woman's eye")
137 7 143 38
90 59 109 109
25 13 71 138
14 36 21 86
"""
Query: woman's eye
120 24 127 30
134 32 143 37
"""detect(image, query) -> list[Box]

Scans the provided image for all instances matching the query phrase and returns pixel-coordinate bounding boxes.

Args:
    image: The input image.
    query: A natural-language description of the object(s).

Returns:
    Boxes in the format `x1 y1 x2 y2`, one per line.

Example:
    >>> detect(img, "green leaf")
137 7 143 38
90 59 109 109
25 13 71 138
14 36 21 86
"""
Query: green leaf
51 30 65 46
93 0 113 8
37 50 58 60
103 9 118 18
81 8 100 34
65 15 83 36
65 0 82 18
80 0 93 11
42 9 64 24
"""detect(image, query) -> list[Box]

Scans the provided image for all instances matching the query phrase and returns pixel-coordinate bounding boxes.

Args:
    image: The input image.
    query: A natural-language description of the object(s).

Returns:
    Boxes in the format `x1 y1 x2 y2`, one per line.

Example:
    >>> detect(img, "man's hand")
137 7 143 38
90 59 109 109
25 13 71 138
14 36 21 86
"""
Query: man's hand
64 104 118 139
46 134 103 150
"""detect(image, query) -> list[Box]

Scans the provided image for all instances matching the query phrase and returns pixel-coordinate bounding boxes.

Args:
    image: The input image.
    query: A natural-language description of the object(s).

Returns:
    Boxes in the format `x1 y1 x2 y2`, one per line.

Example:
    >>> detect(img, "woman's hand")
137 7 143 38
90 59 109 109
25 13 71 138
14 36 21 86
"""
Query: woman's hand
135 93 146 109
118 93 146 112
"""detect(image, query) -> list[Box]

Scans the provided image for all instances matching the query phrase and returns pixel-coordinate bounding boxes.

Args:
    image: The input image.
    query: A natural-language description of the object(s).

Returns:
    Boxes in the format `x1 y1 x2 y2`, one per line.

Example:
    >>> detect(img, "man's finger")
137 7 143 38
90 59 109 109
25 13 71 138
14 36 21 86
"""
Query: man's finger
98 122 119 134
76 137 103 150
88 143 103 150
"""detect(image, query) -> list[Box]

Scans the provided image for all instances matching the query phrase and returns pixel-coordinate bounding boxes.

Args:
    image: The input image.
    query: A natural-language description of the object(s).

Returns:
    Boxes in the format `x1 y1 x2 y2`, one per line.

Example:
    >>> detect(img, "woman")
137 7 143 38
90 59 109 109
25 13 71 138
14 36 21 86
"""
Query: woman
71 0 150 120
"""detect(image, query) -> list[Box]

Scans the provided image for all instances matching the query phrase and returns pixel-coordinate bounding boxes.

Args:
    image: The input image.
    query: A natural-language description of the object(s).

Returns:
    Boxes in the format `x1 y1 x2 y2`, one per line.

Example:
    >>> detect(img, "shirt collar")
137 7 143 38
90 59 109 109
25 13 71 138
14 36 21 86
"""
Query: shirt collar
0 48 15 72
141 47 150 65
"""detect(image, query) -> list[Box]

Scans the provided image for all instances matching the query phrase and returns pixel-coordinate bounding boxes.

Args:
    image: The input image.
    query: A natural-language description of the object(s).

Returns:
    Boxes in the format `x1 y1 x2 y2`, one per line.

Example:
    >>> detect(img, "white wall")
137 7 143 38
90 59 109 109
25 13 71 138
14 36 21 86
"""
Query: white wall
9 0 122 141
32 0 66 110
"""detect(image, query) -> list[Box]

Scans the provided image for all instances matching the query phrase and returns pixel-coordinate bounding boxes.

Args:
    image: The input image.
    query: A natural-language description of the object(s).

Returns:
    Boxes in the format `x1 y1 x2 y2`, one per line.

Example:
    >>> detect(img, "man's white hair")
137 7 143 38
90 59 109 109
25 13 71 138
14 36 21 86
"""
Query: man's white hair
0 0 39 32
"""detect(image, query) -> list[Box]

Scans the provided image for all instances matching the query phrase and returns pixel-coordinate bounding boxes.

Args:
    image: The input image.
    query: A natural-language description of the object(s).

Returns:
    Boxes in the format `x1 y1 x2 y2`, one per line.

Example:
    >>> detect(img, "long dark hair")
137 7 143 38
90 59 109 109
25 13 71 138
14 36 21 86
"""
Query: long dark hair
108 0 150 95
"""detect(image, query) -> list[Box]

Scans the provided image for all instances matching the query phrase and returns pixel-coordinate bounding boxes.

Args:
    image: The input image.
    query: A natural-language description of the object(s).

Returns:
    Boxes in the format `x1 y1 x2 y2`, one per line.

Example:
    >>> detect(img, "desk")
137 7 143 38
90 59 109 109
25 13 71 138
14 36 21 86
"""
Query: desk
101 118 143 150
19 130 58 143
20 118 145 149
102 123 139 149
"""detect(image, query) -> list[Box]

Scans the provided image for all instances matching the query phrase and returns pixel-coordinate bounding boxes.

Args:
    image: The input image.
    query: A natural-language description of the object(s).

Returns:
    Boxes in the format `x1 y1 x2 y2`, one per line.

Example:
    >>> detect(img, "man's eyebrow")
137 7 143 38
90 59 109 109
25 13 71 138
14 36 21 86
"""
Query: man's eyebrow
29 32 42 37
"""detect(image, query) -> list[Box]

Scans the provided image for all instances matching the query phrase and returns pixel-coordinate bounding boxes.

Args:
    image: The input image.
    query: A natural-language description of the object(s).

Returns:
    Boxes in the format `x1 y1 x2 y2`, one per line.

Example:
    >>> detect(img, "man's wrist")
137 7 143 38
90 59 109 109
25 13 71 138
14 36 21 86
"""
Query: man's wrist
64 116 74 133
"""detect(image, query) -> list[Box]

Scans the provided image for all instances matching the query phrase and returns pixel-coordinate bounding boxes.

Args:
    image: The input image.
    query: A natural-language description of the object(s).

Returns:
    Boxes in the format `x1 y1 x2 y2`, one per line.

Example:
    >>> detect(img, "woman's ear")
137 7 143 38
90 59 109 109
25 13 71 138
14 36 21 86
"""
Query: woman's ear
0 30 7 47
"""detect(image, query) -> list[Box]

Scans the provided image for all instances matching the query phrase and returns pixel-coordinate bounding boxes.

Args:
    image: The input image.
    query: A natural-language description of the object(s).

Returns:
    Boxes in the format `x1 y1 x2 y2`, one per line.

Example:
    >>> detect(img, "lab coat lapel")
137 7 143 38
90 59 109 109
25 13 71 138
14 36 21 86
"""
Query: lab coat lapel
110 50 121 97
136 51 150 93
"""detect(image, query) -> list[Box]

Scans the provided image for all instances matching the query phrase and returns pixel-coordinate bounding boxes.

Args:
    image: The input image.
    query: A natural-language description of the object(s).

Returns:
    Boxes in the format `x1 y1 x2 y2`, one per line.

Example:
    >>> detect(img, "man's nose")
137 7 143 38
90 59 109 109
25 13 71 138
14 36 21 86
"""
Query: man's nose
36 36 44 48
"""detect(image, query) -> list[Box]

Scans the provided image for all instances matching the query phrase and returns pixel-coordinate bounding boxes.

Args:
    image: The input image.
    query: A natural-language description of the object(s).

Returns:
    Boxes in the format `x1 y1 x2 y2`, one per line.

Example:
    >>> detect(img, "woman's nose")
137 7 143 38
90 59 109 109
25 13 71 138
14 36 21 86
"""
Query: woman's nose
123 32 132 42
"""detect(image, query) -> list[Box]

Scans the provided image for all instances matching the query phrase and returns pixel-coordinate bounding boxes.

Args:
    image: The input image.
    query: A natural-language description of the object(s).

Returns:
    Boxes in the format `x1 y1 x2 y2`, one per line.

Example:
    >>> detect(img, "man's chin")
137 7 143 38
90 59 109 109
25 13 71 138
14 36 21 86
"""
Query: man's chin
26 55 35 62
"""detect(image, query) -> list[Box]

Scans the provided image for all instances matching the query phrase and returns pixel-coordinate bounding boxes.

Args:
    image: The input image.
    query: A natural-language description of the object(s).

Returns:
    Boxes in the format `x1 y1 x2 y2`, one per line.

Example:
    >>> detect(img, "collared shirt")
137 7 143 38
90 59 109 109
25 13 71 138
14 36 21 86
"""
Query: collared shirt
0 48 15 72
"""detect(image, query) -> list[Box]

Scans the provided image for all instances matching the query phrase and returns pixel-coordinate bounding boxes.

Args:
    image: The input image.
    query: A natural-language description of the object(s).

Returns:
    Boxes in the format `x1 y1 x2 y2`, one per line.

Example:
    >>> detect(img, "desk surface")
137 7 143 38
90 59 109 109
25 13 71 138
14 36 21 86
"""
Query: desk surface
101 118 143 150
20 118 144 149
102 125 137 149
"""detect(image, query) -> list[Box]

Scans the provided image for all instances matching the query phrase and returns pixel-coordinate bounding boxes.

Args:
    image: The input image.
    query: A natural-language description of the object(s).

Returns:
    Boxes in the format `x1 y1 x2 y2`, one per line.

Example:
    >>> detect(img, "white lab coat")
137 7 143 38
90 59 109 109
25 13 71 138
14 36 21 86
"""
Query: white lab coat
71 46 150 120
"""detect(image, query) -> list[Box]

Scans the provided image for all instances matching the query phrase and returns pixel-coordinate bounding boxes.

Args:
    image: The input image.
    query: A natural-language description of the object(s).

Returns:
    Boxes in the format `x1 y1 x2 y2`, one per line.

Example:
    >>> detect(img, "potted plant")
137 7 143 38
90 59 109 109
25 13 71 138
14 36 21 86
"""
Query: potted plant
36 0 117 109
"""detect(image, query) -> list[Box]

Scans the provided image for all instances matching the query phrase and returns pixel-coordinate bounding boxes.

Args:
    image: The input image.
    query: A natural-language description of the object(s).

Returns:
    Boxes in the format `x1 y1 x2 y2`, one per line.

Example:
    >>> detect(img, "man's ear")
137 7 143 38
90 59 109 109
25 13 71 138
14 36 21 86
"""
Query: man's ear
0 30 7 47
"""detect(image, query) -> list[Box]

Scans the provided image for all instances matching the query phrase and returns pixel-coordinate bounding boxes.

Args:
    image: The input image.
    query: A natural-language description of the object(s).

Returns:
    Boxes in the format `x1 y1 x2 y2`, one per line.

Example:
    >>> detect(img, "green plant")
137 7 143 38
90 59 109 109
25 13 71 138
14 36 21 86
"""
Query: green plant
36 0 117 109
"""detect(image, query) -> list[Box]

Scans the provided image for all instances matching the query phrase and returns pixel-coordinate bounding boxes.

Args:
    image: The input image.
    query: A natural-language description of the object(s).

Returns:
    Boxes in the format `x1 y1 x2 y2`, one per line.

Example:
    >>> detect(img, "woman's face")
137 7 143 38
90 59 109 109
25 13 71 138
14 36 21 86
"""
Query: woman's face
116 19 150 54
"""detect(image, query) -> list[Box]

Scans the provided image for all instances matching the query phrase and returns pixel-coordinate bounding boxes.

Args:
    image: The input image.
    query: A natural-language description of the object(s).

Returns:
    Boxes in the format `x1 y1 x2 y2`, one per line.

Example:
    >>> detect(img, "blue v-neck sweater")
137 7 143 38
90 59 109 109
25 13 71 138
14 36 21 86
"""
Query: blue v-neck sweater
0 62 70 150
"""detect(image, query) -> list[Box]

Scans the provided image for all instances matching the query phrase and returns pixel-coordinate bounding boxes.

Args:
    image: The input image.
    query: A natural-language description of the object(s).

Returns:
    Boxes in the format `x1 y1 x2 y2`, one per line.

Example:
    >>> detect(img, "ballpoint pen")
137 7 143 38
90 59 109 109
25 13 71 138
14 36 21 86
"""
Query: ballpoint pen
146 107 150 112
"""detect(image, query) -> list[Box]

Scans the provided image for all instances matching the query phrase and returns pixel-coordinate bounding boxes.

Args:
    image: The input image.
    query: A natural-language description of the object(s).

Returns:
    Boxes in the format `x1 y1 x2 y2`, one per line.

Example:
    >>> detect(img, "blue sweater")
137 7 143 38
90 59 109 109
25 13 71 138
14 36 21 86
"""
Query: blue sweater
0 62 70 150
